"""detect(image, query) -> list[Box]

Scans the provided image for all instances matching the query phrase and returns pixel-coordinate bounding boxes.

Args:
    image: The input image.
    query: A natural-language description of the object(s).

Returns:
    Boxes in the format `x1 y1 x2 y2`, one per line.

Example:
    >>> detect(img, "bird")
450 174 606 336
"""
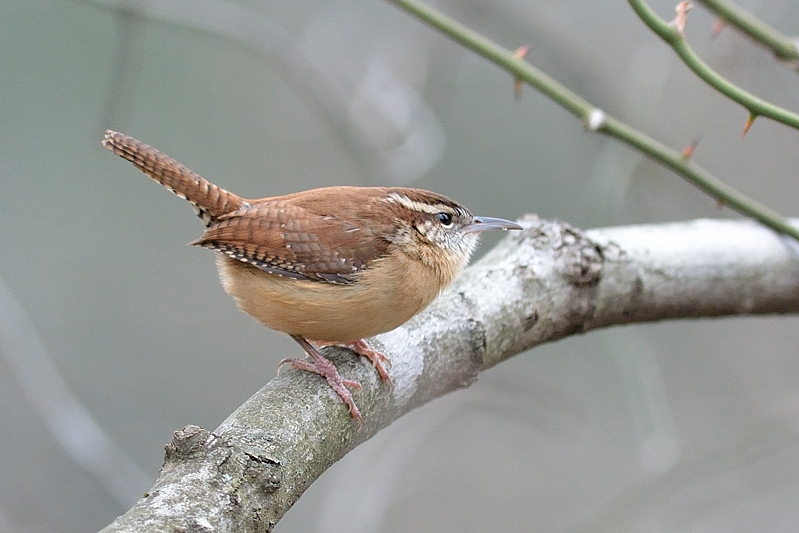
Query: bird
102 130 522 424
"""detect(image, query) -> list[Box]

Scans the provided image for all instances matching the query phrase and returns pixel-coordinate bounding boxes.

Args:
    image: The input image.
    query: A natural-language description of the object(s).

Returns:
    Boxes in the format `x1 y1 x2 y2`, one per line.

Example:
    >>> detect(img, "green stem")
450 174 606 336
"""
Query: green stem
696 0 799 61
604 118 796 239
386 0 799 242
629 0 799 129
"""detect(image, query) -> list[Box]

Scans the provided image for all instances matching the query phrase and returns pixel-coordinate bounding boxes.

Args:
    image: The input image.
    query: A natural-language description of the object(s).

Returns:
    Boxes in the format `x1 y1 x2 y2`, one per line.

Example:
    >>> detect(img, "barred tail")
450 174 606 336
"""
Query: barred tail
102 131 244 226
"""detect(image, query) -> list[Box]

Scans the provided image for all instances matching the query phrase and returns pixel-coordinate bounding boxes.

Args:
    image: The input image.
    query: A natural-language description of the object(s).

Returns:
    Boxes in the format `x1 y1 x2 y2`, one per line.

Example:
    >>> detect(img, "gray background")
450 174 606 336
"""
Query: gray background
2 0 799 531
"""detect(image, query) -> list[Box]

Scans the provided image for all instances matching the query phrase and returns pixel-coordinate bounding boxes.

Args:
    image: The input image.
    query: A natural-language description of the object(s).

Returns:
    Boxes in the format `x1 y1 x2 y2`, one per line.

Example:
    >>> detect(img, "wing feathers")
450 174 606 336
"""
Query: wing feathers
191 200 387 284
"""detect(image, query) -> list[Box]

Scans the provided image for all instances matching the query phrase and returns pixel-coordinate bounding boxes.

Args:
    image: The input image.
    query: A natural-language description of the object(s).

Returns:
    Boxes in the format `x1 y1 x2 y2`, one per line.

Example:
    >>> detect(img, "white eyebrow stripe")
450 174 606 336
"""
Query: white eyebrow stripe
385 192 462 216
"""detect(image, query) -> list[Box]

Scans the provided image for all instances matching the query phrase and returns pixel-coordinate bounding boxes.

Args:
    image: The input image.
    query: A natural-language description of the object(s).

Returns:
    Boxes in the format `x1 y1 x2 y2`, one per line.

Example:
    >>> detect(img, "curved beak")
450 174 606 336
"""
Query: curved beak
462 216 523 233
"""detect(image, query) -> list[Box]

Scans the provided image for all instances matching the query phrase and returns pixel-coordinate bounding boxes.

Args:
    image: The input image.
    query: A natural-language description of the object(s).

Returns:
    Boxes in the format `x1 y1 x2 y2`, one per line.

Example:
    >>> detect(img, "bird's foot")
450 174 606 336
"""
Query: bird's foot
314 339 393 393
281 336 364 426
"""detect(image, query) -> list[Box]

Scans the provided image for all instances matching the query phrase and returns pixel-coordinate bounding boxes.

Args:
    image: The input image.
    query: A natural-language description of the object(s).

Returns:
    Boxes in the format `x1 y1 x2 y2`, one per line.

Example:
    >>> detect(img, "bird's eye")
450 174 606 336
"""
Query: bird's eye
436 212 453 226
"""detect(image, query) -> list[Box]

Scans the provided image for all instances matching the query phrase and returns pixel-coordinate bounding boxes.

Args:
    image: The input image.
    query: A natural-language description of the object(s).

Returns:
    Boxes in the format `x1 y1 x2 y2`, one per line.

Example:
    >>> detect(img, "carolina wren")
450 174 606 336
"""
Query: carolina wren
102 131 521 424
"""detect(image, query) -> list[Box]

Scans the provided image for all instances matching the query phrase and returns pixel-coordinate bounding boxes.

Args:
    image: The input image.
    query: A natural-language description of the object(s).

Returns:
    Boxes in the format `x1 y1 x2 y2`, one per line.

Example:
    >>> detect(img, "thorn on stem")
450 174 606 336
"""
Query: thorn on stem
681 138 700 159
514 80 524 101
514 44 532 59
742 113 757 137
513 44 532 100
670 1 694 36
711 18 726 38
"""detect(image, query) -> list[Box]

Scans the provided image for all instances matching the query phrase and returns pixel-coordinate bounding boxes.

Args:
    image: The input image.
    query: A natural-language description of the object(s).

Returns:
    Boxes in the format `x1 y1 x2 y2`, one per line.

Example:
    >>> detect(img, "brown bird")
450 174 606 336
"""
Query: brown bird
102 131 521 424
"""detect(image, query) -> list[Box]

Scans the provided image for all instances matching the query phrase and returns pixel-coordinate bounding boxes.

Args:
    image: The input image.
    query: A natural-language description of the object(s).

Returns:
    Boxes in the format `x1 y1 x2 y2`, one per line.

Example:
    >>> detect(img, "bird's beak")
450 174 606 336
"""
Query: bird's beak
461 216 522 233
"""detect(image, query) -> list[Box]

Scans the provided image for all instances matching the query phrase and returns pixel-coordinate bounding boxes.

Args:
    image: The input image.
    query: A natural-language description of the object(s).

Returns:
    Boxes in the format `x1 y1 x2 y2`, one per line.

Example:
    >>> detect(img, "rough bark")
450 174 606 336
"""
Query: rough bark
100 217 799 532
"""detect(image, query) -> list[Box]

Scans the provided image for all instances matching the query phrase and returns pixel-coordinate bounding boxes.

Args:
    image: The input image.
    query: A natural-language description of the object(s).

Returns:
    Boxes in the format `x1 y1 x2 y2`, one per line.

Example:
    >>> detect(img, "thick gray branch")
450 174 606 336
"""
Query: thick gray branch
100 217 799 532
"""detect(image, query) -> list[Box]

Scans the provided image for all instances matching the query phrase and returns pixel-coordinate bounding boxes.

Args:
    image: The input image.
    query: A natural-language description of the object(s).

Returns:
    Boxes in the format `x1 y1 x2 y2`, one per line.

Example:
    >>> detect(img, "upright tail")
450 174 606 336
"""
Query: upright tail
102 131 245 226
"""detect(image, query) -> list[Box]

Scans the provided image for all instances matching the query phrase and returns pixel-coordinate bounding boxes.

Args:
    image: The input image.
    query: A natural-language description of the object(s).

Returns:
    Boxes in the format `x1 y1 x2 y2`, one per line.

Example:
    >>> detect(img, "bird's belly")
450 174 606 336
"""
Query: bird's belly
215 256 441 342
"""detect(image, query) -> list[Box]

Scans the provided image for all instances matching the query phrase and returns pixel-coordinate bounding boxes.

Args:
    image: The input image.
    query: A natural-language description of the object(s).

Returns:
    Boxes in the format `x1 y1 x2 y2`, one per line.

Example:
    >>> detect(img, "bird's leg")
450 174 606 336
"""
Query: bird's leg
313 339 393 393
279 335 364 425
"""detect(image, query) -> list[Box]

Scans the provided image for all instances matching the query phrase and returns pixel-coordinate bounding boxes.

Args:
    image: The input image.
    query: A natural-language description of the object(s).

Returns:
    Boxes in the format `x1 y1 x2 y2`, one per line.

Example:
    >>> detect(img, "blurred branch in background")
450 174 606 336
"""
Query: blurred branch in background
91 0 445 184
100 4 146 130
387 0 799 243
696 0 799 62
0 277 151 508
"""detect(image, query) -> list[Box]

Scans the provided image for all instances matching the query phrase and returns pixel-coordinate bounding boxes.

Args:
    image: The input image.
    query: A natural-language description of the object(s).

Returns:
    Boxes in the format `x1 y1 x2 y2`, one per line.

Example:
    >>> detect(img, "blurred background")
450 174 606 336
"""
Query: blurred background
2 0 799 531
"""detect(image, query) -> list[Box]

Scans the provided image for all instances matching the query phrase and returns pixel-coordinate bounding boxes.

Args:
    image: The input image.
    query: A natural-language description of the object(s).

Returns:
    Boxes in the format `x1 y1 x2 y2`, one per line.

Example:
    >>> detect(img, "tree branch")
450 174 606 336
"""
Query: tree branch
696 0 799 62
628 0 799 129
384 0 799 244
100 217 799 532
